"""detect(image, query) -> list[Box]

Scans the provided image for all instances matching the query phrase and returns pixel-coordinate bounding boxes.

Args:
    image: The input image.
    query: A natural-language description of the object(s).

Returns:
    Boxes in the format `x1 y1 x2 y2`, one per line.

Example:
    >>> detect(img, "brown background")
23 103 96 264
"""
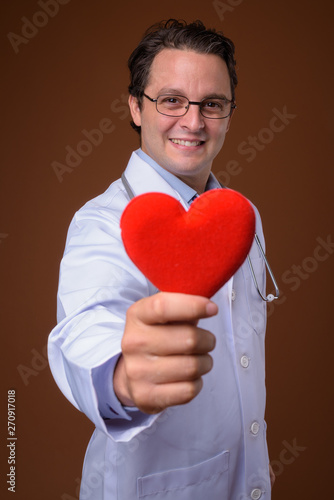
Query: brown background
1 0 333 499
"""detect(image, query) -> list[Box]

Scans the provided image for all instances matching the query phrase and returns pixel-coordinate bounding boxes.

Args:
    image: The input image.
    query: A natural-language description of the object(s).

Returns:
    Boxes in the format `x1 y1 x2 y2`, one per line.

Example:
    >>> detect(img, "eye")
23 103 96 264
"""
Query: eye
159 95 186 107
165 97 179 104
202 99 225 110
160 95 183 106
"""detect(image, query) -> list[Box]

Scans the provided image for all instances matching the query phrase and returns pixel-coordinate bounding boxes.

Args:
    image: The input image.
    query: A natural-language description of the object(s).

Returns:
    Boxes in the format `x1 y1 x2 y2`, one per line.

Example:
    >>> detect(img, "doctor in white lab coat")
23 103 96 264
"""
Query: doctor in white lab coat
48 20 272 500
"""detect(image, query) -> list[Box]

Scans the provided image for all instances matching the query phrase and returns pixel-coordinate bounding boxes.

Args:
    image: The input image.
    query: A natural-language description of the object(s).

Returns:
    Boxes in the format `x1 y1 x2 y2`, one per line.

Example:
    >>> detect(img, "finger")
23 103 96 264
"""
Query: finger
122 323 216 356
134 379 204 414
131 292 218 326
145 325 216 356
126 353 214 385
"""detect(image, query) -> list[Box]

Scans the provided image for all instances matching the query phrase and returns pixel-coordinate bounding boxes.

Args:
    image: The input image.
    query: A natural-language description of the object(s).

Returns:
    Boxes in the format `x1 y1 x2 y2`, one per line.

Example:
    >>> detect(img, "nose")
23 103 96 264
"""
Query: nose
178 103 205 131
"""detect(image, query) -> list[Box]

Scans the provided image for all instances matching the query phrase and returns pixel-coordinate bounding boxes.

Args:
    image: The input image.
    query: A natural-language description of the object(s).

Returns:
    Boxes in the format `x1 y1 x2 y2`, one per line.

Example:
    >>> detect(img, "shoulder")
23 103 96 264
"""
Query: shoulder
78 177 128 222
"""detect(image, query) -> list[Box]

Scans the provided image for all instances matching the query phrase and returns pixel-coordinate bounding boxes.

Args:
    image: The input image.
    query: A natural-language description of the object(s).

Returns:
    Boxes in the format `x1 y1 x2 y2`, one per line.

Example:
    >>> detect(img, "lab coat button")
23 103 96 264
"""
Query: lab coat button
250 421 260 435
251 488 262 500
231 289 236 301
241 355 250 368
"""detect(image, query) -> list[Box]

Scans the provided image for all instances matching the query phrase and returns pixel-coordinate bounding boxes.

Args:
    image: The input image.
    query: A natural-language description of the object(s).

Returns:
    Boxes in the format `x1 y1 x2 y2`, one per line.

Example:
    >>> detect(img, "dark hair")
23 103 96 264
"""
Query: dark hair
128 19 238 134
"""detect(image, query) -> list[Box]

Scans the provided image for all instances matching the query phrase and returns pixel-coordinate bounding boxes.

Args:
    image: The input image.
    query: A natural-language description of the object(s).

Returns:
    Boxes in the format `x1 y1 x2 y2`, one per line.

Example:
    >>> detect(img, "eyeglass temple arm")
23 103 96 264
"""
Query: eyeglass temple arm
248 234 280 302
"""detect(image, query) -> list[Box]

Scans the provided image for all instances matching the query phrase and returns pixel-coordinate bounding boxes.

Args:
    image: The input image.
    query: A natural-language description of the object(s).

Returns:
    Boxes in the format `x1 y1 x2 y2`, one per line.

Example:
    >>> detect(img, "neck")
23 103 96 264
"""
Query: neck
175 173 209 195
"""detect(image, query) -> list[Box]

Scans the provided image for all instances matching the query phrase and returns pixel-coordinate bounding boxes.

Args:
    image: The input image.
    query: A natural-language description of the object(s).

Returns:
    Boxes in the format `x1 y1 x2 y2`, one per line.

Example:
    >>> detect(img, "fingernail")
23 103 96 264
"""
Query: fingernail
206 301 218 316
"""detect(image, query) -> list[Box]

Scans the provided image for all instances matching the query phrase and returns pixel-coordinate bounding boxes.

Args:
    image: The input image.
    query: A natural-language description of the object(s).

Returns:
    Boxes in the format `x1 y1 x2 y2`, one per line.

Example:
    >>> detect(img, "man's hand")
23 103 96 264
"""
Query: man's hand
114 292 218 414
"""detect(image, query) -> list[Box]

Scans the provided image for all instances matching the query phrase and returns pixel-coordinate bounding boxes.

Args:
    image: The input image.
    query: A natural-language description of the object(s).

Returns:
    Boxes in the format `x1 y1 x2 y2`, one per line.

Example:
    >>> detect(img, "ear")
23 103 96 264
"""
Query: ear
128 95 142 127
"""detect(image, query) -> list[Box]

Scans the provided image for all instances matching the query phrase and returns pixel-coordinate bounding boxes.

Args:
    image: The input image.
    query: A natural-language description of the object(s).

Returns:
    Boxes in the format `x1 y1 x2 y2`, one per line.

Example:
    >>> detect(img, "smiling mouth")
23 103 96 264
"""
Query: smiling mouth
170 139 204 147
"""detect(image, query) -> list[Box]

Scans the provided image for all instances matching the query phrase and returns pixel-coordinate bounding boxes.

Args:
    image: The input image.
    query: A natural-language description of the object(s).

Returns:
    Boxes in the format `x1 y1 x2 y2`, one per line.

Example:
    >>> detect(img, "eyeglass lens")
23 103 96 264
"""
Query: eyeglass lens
156 95 232 119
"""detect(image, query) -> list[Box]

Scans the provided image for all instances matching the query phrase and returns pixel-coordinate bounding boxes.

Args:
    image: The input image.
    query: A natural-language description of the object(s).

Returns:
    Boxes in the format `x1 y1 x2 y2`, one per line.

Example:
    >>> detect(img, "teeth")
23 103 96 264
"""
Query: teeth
171 139 202 146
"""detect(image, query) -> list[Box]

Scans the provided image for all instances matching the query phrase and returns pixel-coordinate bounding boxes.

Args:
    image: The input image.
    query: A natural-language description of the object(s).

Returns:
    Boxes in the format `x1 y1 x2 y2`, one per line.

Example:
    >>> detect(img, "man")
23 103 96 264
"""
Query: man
49 19 274 499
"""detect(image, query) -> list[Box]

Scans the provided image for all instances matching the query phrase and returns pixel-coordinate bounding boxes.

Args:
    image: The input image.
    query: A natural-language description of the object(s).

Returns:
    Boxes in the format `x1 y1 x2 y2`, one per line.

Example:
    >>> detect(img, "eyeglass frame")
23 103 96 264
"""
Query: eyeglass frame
143 93 237 120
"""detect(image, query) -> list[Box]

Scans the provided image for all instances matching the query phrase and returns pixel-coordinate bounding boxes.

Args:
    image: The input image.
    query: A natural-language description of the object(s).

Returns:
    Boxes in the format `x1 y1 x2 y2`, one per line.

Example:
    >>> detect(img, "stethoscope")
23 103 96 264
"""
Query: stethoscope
121 173 279 303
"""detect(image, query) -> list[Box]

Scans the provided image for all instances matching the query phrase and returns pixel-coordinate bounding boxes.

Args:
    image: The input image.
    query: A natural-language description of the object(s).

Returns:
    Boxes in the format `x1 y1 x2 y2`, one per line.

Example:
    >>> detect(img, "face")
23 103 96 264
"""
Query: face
129 48 234 193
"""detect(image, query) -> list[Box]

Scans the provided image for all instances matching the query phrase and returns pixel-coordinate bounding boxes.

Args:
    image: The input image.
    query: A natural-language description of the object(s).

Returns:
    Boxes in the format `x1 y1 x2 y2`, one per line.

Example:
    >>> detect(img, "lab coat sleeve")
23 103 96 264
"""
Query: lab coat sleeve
48 188 160 442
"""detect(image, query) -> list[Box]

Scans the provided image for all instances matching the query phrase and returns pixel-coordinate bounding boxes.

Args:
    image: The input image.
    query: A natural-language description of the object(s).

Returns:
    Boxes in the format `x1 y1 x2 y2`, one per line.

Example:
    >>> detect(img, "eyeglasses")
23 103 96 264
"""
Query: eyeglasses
143 93 236 119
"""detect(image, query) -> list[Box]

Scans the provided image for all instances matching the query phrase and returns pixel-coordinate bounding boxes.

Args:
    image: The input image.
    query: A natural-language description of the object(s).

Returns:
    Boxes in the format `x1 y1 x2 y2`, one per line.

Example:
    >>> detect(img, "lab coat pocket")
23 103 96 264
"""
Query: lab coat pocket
137 450 229 499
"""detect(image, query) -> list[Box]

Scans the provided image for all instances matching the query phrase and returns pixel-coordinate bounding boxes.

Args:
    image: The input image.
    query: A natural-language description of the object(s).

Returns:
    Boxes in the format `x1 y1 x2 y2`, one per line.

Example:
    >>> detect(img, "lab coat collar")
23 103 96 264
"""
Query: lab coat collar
123 151 187 208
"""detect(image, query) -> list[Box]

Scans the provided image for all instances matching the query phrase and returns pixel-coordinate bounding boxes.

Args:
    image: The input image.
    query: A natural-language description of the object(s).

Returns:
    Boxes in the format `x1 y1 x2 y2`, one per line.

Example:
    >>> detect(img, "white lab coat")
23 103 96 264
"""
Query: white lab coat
48 151 271 500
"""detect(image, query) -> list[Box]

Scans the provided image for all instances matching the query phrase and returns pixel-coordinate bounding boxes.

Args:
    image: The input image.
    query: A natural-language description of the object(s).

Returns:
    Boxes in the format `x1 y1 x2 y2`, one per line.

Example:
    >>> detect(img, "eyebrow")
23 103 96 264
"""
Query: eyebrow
157 88 230 100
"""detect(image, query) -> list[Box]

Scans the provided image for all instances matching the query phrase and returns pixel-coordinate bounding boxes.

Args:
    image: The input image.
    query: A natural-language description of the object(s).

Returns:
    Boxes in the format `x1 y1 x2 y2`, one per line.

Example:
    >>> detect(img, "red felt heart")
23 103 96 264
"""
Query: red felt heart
120 188 255 298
